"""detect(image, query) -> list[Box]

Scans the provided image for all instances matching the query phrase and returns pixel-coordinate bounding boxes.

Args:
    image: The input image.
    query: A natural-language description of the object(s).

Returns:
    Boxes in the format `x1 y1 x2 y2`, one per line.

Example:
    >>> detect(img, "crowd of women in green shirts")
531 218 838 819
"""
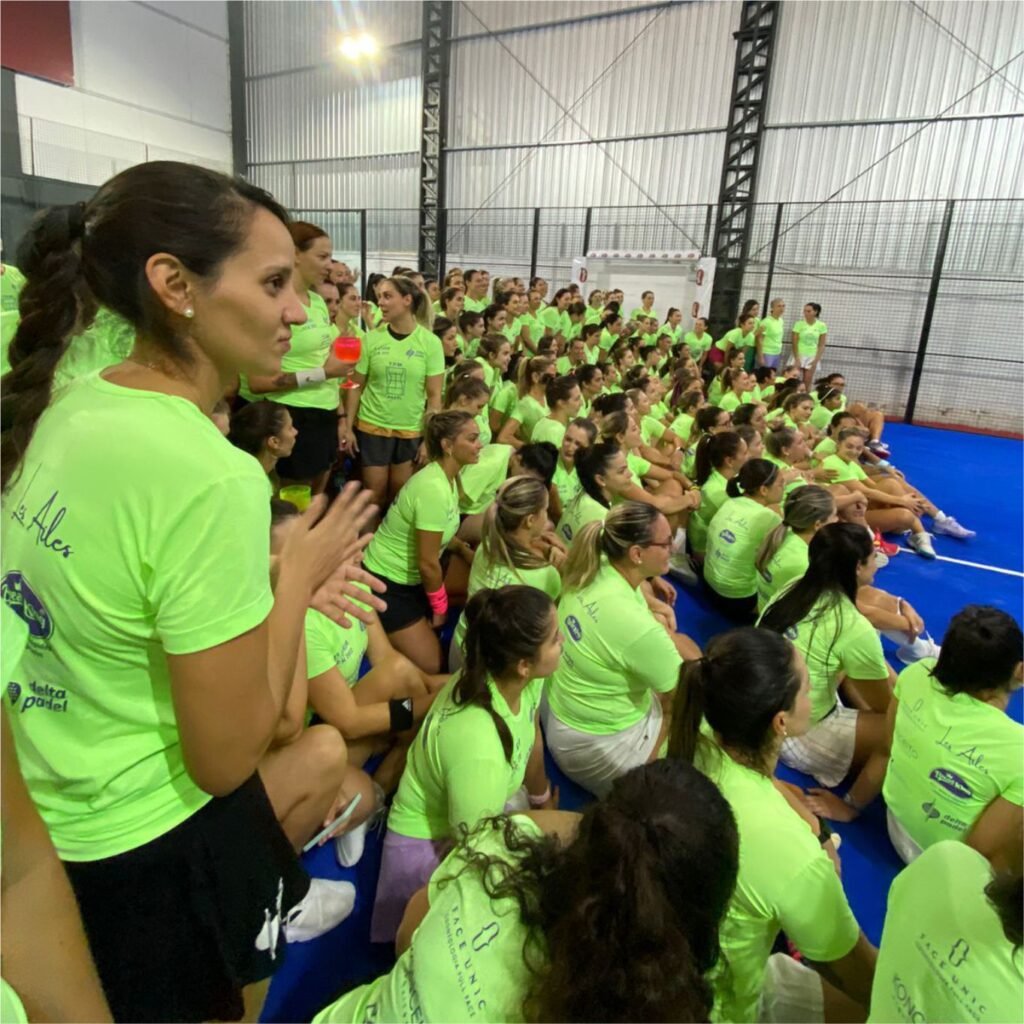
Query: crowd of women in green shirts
0 165 1017 1024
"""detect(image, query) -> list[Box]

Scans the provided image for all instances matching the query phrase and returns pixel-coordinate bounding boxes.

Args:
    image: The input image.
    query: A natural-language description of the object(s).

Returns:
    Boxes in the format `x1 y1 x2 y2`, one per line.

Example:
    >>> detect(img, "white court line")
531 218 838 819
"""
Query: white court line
896 548 1024 578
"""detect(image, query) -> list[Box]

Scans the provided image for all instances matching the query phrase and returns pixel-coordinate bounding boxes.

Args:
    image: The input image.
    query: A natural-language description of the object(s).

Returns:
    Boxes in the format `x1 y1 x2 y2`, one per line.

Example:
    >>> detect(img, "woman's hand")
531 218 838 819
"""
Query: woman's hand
414 441 429 467
281 484 379 598
324 350 356 380
650 575 676 605
804 788 859 823
902 601 925 641
311 560 388 629
814 466 840 483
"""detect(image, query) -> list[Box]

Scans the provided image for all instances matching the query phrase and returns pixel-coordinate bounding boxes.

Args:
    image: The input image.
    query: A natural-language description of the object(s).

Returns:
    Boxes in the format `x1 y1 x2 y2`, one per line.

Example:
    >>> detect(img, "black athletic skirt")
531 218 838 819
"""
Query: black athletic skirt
63 774 309 1022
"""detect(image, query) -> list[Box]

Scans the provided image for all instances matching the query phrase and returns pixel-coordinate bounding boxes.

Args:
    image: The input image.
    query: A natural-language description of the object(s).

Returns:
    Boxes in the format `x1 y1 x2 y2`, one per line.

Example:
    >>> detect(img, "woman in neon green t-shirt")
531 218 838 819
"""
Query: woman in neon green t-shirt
363 410 481 674
545 502 701 797
320 761 739 1024
718 368 761 414
344 276 446 507
716 312 758 365
704 459 784 621
450 476 565 669
475 333 514 433
686 427 748 557
668 628 876 1020
629 289 657 322
496 354 555 447
790 302 828 388
755 297 786 369
530 375 582 447
1 164 385 1020
370 586 560 943
243 221 353 494
760 523 894 814
551 418 596 523
884 605 1023 867
738 299 761 371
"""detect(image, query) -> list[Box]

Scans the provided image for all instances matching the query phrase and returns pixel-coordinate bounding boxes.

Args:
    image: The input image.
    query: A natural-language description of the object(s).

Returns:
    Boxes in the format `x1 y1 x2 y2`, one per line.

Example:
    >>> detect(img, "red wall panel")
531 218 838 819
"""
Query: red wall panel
1 1 74 86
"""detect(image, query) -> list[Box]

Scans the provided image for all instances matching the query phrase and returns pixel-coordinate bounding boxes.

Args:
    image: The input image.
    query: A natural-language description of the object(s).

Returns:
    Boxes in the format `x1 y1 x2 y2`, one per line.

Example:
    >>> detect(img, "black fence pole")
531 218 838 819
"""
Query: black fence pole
762 202 784 312
438 207 448 283
359 208 367 293
905 199 955 425
529 207 541 281
703 203 713 254
582 206 593 256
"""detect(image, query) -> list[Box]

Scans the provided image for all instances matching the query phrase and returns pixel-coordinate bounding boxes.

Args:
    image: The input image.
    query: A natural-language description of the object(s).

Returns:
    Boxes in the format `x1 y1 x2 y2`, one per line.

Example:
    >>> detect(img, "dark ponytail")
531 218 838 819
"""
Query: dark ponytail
725 457 778 498
694 429 744 487
2 162 289 492
759 521 873 636
669 627 802 770
456 586 554 763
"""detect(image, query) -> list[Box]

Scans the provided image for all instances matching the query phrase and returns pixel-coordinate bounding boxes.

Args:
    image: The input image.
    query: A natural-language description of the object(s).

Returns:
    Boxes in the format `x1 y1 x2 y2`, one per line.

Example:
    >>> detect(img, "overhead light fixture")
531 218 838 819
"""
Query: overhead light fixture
338 33 379 60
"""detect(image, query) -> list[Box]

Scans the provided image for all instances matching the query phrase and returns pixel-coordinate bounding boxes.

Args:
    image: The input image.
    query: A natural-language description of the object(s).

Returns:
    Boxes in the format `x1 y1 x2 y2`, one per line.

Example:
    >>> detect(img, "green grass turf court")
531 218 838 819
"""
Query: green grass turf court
262 421 1023 1023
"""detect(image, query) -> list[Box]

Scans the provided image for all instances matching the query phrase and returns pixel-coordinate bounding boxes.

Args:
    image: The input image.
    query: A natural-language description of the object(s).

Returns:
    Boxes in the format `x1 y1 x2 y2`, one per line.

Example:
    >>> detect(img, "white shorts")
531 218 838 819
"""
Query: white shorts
793 354 817 370
542 696 663 798
780 704 856 788
758 953 824 1022
886 807 923 864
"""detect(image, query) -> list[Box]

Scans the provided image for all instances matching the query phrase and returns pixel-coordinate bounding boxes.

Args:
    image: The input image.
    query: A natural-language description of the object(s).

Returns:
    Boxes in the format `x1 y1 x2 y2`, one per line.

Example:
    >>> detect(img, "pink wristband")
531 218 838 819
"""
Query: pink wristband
426 586 448 616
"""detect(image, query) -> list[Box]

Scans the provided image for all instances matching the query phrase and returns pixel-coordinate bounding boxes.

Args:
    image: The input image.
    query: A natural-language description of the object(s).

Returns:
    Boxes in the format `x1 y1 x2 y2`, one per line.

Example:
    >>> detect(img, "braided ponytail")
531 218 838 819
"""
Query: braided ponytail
2 204 93 489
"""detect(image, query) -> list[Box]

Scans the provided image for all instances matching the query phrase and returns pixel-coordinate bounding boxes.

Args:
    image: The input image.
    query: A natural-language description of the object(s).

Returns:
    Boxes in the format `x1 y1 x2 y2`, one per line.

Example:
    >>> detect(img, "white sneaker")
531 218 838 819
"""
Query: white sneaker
896 634 942 666
668 554 698 586
284 878 356 943
874 551 889 569
933 515 976 539
908 532 937 560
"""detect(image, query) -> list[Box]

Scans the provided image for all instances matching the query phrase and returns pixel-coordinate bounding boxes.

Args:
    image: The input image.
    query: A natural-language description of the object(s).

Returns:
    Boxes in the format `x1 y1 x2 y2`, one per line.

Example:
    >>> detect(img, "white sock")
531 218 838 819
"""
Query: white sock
881 629 911 645
934 510 948 522
334 820 370 868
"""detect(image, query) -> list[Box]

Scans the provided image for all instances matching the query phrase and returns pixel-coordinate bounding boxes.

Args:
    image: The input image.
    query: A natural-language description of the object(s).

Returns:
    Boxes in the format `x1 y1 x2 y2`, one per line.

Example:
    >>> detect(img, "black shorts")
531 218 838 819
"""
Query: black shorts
275 404 338 480
63 774 309 1023
373 572 431 632
700 577 757 624
356 429 421 468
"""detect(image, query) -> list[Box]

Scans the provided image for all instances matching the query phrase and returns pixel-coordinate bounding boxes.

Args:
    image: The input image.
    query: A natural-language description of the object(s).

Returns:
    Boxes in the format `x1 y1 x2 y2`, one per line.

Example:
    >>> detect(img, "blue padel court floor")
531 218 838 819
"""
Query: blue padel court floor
262 422 1023 1023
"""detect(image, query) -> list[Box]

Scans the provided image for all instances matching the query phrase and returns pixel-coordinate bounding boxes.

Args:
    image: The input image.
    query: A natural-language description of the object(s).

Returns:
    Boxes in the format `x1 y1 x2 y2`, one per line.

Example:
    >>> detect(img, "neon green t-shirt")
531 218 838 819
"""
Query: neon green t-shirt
387 675 543 840
884 658 1024 851
2 375 273 861
762 593 888 724
764 453 806 499
0 980 27 1024
364 462 460 584
704 497 781 599
809 403 833 432
640 415 666 446
684 330 712 360
531 417 567 448
696 740 860 1022
463 296 488 313
556 490 607 545
868 841 1024 1024
476 410 492 446
459 444 512 516
814 437 837 459
821 453 867 485
670 412 696 443
708 375 725 406
687 470 729 555
355 323 444 432
793 319 828 356
512 395 548 441
719 390 756 414
585 306 603 325
540 306 570 339
658 324 683 345
547 560 681 734
759 315 785 356
453 554 561 651
553 460 581 509
316 815 543 1024
0 265 26 374
717 326 754 351
52 307 137 391
626 451 651 487
304 607 369 687
755 531 808 612
491 380 518 424
599 328 618 352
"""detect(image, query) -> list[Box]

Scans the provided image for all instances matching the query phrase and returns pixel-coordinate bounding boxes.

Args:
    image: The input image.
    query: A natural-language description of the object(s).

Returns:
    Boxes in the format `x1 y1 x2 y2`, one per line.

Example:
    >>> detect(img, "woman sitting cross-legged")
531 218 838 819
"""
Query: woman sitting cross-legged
544 502 701 798
370 586 560 944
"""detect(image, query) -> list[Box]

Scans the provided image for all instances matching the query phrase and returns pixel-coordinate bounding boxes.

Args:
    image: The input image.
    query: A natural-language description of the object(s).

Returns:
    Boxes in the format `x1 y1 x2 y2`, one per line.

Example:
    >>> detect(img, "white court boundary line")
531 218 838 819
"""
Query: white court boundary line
896 548 1024 578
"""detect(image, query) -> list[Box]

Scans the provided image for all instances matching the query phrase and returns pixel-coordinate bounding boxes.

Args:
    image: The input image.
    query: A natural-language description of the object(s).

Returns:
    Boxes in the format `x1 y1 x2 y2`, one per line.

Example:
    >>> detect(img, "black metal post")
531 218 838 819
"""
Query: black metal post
359 208 368 295
437 207 448 283
703 203 714 255
226 1 249 177
761 202 784 312
905 199 955 424
529 207 541 281
582 206 593 256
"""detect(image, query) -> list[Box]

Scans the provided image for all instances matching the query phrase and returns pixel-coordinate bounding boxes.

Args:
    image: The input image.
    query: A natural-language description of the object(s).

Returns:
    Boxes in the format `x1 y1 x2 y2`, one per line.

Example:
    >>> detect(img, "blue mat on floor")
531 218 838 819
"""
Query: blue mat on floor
263 422 1023 1022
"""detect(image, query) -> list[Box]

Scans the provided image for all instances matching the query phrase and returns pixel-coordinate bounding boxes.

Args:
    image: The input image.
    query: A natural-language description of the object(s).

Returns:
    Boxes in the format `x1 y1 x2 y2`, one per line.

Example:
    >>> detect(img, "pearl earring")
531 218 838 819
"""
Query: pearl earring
184 308 195 319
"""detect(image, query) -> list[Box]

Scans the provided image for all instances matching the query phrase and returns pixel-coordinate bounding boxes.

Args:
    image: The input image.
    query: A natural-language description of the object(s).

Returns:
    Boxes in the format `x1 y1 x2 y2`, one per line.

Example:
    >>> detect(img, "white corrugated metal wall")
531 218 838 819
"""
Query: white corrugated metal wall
239 0 1024 428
